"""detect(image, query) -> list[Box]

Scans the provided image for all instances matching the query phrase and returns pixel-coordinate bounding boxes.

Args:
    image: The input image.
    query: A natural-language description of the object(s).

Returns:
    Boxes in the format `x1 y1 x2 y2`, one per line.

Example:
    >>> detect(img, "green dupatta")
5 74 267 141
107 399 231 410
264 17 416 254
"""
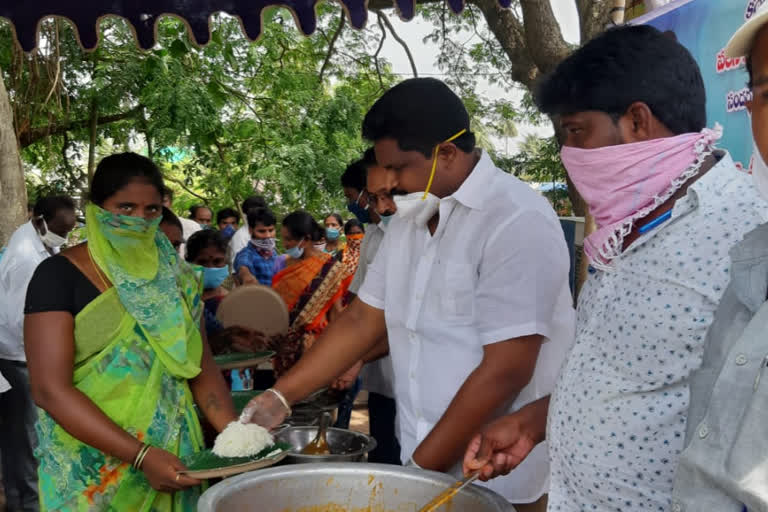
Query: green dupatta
35 205 206 511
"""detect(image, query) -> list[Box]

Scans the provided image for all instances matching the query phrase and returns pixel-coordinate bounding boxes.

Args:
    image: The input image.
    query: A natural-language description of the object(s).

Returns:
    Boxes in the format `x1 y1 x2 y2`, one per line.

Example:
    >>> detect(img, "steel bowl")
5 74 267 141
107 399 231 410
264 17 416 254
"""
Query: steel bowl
274 426 377 464
198 463 516 511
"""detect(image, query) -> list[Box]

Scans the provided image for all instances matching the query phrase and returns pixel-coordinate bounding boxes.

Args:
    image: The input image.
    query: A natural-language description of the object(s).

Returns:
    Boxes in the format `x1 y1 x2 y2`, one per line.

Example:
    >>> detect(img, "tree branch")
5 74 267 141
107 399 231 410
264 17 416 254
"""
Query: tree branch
319 7 346 83
18 105 142 148
470 0 539 90
163 175 210 202
373 15 387 90
375 10 418 78
519 0 571 74
577 0 614 43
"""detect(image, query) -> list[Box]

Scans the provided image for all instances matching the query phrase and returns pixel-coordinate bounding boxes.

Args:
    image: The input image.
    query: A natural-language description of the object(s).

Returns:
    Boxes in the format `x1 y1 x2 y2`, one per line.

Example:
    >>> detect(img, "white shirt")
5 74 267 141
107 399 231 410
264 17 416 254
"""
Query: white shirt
359 151 575 503
179 217 202 260
0 370 9 393
229 225 251 266
0 221 57 361
349 223 395 398
547 153 768 512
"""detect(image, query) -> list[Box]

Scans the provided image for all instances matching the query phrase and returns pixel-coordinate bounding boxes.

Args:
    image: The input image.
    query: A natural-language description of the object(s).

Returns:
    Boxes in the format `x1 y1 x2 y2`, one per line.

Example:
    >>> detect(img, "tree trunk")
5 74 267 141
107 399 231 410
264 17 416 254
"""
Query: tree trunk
0 65 28 246
87 97 98 181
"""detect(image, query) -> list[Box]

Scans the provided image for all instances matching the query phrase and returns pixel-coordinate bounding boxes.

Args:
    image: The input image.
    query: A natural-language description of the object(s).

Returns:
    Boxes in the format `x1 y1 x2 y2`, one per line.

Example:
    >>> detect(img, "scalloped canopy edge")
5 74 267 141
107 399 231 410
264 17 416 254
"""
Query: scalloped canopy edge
0 0 512 53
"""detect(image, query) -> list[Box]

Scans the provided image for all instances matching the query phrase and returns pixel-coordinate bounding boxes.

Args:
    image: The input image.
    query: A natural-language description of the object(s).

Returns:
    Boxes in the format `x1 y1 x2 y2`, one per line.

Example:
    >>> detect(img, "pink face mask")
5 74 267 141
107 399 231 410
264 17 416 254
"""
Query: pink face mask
562 126 721 269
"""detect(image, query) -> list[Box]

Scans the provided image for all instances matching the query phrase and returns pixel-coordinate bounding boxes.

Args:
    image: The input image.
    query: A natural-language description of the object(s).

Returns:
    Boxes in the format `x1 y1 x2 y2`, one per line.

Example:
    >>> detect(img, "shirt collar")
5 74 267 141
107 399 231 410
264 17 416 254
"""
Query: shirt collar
448 149 494 211
729 222 768 313
20 221 48 256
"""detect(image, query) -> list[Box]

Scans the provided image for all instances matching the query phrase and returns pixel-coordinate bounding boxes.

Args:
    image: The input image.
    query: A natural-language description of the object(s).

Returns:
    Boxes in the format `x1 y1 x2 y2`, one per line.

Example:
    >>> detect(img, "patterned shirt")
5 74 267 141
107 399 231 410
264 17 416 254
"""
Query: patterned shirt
547 153 768 511
233 243 278 286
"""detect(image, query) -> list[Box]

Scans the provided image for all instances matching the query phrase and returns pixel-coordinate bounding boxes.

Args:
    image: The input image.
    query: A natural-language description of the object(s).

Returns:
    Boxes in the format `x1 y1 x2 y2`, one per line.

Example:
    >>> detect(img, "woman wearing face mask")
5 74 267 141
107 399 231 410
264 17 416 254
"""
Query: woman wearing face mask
185 230 265 358
322 213 345 255
270 211 347 376
23 153 237 511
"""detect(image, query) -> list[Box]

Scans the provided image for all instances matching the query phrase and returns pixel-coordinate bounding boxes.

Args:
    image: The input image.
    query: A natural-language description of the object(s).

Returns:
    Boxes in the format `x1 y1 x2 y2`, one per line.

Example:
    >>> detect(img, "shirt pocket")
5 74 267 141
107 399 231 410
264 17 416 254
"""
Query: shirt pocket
438 261 476 325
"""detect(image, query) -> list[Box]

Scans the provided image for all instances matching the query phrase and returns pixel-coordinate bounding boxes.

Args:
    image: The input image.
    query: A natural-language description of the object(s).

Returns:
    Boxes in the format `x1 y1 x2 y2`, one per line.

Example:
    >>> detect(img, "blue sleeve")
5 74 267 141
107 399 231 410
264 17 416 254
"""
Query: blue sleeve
232 247 251 273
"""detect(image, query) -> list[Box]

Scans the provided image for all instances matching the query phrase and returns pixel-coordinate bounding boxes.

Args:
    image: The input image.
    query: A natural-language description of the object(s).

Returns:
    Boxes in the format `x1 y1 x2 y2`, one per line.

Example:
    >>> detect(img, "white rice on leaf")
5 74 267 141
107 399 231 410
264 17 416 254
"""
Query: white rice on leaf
212 421 274 458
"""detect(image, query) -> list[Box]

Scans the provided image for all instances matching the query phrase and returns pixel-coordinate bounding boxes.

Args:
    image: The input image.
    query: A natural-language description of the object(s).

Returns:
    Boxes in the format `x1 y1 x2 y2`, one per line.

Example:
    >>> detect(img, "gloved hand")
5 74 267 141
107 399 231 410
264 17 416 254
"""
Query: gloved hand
239 388 291 430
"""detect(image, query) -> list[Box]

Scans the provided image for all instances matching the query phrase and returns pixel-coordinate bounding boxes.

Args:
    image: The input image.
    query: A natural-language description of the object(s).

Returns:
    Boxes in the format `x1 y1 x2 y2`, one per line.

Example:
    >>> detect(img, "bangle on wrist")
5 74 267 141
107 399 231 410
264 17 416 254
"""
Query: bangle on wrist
266 387 292 416
132 443 151 470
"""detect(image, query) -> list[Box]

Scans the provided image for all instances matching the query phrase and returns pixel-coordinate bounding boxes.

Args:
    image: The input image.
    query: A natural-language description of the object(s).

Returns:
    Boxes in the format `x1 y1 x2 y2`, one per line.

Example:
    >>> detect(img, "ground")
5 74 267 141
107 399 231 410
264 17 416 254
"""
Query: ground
349 390 370 435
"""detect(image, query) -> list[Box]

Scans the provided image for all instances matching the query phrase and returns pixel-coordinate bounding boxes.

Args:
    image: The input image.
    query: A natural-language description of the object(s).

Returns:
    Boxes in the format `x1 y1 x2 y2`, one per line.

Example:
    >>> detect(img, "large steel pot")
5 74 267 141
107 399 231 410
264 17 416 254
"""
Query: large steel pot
198 463 516 511
274 426 377 463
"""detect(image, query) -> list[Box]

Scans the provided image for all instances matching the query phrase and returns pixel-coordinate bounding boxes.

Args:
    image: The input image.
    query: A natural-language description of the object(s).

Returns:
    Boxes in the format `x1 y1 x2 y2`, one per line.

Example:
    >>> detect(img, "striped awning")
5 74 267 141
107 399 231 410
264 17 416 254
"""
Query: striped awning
0 0 511 53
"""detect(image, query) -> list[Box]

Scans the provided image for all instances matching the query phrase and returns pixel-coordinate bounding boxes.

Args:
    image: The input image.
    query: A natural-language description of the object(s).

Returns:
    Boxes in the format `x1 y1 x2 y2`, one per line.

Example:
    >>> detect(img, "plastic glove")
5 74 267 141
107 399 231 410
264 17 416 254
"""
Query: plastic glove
239 388 290 430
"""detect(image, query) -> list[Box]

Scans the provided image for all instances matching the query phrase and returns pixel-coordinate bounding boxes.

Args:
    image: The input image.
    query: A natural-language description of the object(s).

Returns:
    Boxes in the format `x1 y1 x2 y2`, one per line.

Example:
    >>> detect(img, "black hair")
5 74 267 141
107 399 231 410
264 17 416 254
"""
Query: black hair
33 195 75 222
160 206 182 231
747 54 754 88
362 78 476 158
89 152 165 206
217 207 240 224
163 187 174 201
344 218 365 235
325 213 344 227
185 229 228 263
282 211 324 242
537 25 706 135
242 195 267 215
341 149 378 191
189 205 212 220
247 207 277 229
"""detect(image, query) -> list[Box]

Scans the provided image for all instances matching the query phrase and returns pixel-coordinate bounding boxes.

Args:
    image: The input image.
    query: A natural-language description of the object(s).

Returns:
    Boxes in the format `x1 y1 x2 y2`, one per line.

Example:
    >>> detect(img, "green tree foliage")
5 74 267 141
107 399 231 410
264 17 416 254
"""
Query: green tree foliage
0 7 397 218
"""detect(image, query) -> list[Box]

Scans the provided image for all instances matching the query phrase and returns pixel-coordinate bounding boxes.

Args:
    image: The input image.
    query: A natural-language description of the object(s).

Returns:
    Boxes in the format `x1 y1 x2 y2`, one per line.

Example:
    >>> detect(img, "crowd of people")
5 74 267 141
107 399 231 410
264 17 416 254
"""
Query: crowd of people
0 9 766 512
0 144 394 509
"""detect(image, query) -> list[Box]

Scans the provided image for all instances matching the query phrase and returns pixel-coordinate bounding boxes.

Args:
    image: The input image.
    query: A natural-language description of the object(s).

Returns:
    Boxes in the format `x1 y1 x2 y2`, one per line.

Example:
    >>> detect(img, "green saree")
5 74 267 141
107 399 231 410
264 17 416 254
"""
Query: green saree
36 205 206 511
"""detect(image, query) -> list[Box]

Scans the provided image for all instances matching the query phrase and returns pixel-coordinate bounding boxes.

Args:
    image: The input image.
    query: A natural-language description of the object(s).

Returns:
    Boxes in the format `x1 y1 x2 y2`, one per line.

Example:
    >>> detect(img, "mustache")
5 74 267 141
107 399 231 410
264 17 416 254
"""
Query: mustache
391 188 410 196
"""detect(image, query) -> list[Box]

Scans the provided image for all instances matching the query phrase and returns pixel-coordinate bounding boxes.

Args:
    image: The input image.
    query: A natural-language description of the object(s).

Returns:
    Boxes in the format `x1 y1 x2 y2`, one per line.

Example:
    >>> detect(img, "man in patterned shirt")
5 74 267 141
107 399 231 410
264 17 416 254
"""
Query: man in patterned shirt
233 207 281 286
463 25 767 511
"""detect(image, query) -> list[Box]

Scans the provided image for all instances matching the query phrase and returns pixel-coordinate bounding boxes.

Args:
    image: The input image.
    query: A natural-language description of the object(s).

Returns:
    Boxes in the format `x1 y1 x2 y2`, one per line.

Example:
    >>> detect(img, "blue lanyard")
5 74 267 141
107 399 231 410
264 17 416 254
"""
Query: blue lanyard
637 209 673 235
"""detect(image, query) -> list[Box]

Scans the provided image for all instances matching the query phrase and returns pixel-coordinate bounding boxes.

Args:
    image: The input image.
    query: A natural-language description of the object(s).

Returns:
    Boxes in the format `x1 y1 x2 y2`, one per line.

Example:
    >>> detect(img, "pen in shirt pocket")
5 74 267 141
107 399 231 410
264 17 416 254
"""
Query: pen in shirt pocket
753 355 768 391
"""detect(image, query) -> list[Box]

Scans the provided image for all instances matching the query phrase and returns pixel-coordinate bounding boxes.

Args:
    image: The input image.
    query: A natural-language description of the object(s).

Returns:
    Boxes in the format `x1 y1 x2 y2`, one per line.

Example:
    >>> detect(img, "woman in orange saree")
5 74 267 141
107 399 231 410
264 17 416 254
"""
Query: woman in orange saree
339 219 365 307
271 211 347 376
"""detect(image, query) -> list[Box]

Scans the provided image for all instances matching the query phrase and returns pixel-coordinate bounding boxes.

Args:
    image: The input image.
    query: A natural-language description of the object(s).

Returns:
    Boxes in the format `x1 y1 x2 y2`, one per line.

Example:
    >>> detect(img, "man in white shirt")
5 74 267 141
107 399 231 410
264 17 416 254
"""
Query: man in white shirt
0 195 76 512
228 195 267 266
342 148 401 464
179 205 210 252
462 26 768 512
242 78 575 510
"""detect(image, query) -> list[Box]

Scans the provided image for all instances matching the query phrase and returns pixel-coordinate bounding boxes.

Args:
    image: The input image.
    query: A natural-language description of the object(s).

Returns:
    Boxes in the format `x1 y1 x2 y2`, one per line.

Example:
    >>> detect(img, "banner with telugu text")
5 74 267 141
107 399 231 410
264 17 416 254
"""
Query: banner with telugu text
633 0 765 172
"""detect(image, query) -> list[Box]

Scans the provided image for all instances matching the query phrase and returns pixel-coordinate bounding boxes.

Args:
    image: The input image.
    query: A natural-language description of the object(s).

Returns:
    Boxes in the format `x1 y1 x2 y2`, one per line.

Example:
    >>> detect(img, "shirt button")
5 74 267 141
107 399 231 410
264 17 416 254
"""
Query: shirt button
698 422 709 439
735 354 748 366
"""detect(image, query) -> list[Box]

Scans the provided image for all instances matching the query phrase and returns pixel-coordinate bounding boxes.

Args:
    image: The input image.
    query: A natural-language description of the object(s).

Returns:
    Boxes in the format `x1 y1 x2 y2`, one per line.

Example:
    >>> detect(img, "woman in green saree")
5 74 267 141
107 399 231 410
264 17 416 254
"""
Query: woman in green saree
24 153 237 511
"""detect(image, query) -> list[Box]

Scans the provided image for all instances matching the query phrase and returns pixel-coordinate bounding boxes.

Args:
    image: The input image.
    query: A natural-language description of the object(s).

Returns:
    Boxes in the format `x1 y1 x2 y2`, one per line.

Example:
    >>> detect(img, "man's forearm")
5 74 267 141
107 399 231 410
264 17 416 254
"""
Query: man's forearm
275 298 386 403
362 335 389 363
413 336 542 472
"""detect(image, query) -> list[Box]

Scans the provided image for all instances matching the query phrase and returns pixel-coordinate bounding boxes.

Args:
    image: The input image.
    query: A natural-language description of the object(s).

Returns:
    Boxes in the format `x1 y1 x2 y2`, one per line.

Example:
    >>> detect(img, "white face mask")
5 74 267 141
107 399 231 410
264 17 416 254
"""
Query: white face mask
394 192 440 227
752 138 768 203
39 218 68 249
